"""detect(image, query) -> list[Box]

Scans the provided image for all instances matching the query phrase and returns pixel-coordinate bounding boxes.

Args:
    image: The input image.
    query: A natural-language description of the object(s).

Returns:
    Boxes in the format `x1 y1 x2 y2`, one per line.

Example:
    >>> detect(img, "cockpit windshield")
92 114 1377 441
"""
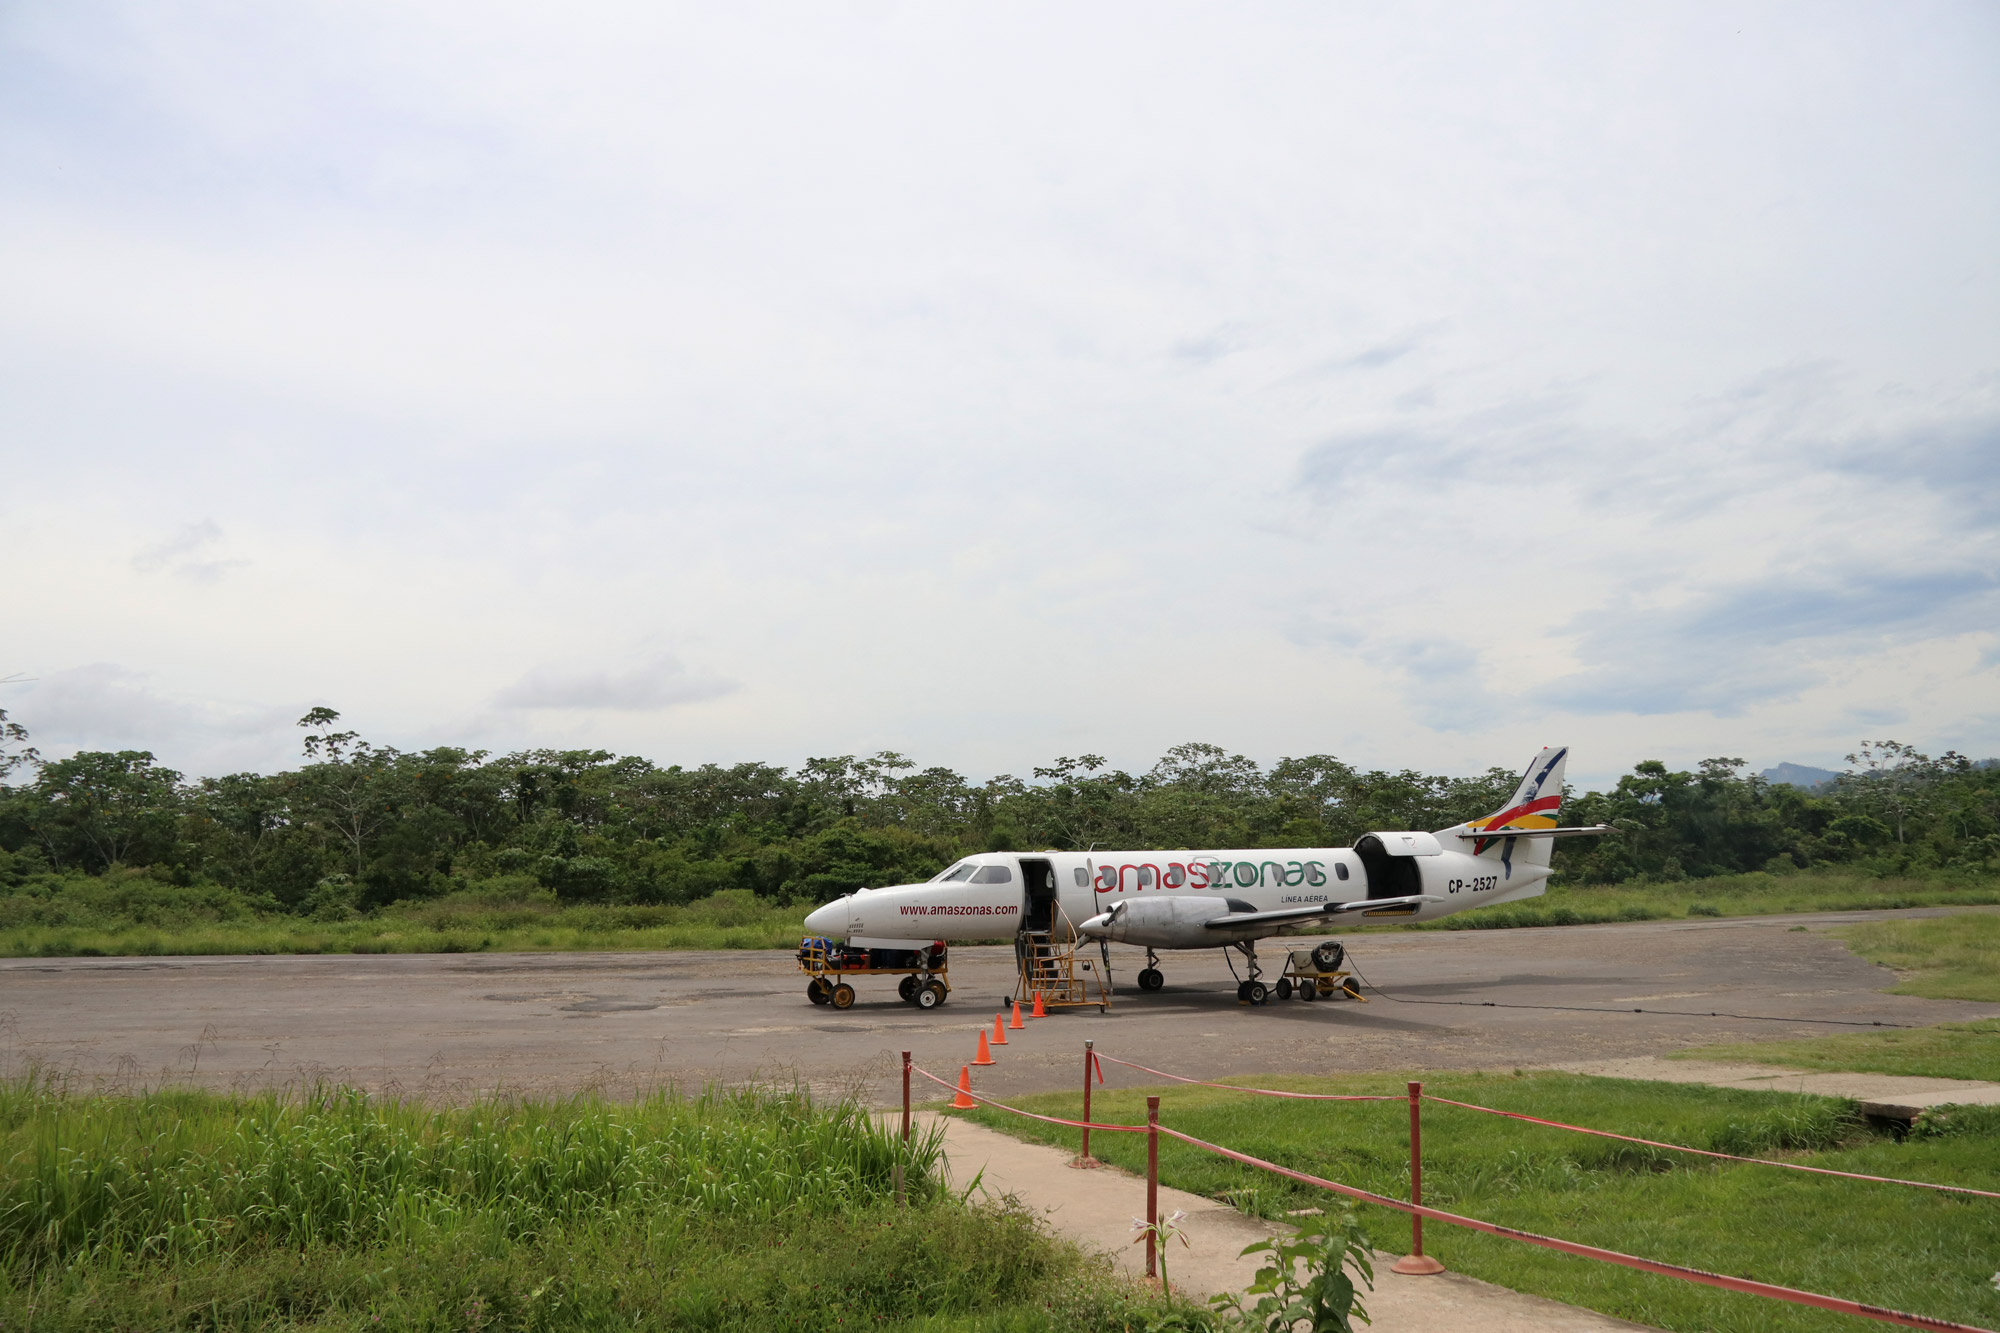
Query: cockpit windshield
930 862 978 883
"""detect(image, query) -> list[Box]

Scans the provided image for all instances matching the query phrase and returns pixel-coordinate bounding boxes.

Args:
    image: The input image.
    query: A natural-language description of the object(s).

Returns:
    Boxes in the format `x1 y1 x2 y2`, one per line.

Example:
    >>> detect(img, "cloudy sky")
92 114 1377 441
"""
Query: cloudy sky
3 1 1996 790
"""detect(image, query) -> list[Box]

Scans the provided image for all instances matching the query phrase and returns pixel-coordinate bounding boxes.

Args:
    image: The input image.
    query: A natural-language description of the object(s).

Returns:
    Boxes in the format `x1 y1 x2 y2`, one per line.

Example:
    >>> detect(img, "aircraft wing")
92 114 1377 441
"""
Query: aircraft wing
1204 894 1440 930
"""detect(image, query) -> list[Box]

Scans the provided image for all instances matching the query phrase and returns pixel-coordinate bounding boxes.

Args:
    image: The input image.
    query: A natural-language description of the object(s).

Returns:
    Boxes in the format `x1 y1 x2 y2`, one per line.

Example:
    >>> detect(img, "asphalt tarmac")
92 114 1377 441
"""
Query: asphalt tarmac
3 908 1993 1106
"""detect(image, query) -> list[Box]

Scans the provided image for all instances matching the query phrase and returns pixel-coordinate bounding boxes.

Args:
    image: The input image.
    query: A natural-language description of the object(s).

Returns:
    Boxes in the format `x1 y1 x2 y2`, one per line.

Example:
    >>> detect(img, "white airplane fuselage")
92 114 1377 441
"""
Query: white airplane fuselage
801 838 1548 949
800 746 1600 954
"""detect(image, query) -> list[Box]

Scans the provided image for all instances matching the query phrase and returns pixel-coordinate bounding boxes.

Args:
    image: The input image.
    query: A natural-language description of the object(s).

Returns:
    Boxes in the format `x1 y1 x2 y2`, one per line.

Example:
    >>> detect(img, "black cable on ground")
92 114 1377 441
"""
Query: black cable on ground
1341 959 1919 1028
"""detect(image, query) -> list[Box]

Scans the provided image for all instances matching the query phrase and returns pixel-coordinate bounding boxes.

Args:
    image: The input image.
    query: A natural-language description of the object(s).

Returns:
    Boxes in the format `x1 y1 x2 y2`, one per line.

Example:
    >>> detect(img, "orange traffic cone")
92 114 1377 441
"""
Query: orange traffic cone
951 1066 976 1109
1032 992 1047 1018
1009 1001 1025 1030
991 1013 1008 1045
972 1029 995 1066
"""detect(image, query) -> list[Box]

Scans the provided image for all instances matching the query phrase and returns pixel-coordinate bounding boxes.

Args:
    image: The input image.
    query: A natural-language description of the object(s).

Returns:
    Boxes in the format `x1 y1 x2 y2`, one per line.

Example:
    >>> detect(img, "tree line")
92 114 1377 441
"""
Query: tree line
0 709 1994 914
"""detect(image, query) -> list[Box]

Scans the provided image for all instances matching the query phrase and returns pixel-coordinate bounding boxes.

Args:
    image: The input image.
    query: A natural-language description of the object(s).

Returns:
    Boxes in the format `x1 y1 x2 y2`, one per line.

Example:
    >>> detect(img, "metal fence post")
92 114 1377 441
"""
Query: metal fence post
1391 1080 1445 1275
1145 1095 1160 1280
897 1050 911 1207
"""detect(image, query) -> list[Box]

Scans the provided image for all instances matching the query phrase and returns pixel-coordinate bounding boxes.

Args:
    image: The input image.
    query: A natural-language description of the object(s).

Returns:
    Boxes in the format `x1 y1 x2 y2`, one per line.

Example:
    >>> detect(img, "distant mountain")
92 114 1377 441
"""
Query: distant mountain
1761 762 1842 790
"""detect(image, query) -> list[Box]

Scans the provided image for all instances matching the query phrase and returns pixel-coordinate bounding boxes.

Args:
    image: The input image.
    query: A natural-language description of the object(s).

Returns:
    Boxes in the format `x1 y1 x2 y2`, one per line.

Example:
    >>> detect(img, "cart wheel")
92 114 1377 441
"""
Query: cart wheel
1246 981 1269 1006
898 976 918 1002
1137 967 1164 992
807 978 831 1005
1275 978 1294 1001
1300 980 1318 1001
830 982 856 1010
1342 976 1363 1000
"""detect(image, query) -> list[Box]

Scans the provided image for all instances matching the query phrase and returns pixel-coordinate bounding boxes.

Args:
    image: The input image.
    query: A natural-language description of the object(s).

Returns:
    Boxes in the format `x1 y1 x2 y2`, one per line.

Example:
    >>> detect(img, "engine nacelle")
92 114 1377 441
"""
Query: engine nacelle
1078 895 1264 948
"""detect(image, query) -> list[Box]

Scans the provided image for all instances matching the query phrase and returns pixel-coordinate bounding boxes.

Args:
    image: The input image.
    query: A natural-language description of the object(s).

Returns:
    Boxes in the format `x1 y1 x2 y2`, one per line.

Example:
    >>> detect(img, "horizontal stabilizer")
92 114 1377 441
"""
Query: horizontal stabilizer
1454 824 1614 841
1206 894 1440 929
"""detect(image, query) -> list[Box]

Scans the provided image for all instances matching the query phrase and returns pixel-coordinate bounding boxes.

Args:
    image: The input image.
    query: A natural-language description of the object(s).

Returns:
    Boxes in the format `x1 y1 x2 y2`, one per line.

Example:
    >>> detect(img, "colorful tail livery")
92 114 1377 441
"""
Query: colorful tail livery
1442 746 1582 876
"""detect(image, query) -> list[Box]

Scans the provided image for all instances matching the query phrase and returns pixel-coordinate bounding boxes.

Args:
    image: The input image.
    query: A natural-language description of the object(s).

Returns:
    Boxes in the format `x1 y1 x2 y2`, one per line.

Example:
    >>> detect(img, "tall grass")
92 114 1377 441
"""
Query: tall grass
0 1079 1175 1330
0 1076 937 1268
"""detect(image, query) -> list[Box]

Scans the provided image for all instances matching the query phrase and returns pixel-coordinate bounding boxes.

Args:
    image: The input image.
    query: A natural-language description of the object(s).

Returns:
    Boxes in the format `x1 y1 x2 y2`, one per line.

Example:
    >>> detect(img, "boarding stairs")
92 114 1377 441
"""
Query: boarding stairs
1014 909 1111 1012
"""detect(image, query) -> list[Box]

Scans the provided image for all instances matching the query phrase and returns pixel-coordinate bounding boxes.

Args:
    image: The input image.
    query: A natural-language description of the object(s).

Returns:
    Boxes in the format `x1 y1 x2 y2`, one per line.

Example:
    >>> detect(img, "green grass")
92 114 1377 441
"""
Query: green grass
0 886 816 958
0 1076 1169 1331
3 869 1995 960
958 1072 2000 1332
1364 869 2000 933
1666 915 2000 1079
1835 912 2000 1002
1671 1018 2000 1083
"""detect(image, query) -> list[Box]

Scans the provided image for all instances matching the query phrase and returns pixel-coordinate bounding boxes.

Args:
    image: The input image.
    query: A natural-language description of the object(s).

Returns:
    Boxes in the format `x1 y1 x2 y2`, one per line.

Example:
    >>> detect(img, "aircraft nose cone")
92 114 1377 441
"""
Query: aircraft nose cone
802 899 846 937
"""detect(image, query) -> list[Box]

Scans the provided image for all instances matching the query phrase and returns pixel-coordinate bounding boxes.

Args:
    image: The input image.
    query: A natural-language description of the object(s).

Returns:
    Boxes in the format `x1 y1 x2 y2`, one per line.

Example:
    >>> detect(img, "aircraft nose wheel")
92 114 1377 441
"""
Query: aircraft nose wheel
1137 968 1165 991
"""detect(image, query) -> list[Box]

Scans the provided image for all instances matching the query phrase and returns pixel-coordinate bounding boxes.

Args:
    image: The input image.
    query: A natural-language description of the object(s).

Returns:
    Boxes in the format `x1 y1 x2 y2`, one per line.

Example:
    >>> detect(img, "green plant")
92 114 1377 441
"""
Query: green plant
1211 1207 1373 1332
1133 1207 1193 1301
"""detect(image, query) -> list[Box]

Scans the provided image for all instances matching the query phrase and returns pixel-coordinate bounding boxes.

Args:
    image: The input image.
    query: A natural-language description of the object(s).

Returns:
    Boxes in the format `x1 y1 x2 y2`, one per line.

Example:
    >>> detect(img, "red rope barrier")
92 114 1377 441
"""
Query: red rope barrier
1092 1052 1395 1101
910 1064 1149 1133
1422 1094 2000 1200
1154 1125 1994 1333
913 1041 1991 1328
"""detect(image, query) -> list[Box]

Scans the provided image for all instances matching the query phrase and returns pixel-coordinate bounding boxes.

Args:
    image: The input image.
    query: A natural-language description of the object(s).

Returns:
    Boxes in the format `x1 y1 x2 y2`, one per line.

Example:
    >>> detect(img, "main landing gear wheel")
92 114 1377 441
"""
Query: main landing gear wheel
807 978 832 1005
1245 981 1269 1006
1137 968 1164 992
829 982 856 1010
898 975 918 1002
915 981 945 1009
1275 978 1293 1001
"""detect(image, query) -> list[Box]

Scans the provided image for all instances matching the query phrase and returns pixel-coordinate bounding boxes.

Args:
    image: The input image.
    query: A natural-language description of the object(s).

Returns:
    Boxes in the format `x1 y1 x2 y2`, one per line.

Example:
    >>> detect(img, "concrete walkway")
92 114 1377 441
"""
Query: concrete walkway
1554 1056 2000 1117
929 1113 1657 1332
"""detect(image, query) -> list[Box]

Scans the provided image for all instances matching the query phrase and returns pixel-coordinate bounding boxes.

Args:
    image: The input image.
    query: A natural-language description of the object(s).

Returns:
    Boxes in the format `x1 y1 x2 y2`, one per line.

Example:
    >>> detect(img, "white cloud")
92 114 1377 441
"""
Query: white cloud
494 659 735 712
1 1 1996 786
131 518 245 582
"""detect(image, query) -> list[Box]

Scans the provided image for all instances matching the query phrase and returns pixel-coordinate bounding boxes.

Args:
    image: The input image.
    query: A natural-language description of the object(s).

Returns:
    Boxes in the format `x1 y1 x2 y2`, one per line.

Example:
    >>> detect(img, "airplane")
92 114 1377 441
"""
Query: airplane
799 746 1611 1005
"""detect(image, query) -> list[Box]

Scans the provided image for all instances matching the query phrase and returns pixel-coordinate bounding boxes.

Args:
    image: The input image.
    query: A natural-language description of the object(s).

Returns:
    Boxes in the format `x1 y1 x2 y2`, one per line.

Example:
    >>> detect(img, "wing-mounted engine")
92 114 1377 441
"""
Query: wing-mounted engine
1077 895 1264 947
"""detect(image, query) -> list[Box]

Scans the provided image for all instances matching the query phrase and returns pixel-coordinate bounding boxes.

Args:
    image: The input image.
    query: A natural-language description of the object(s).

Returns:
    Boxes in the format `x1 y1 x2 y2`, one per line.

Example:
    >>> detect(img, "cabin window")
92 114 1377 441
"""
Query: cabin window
971 865 1013 884
1073 867 1089 887
1334 862 1350 881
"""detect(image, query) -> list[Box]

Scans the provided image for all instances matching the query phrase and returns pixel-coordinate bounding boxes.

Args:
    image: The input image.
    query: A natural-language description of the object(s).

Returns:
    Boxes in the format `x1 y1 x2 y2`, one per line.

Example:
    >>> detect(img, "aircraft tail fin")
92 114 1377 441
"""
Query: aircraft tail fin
1448 746 1569 869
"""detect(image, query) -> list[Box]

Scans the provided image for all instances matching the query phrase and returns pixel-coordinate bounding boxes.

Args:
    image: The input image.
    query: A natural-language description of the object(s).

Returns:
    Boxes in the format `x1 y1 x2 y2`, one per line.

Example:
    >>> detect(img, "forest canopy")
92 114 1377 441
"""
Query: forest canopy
1 709 1995 916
